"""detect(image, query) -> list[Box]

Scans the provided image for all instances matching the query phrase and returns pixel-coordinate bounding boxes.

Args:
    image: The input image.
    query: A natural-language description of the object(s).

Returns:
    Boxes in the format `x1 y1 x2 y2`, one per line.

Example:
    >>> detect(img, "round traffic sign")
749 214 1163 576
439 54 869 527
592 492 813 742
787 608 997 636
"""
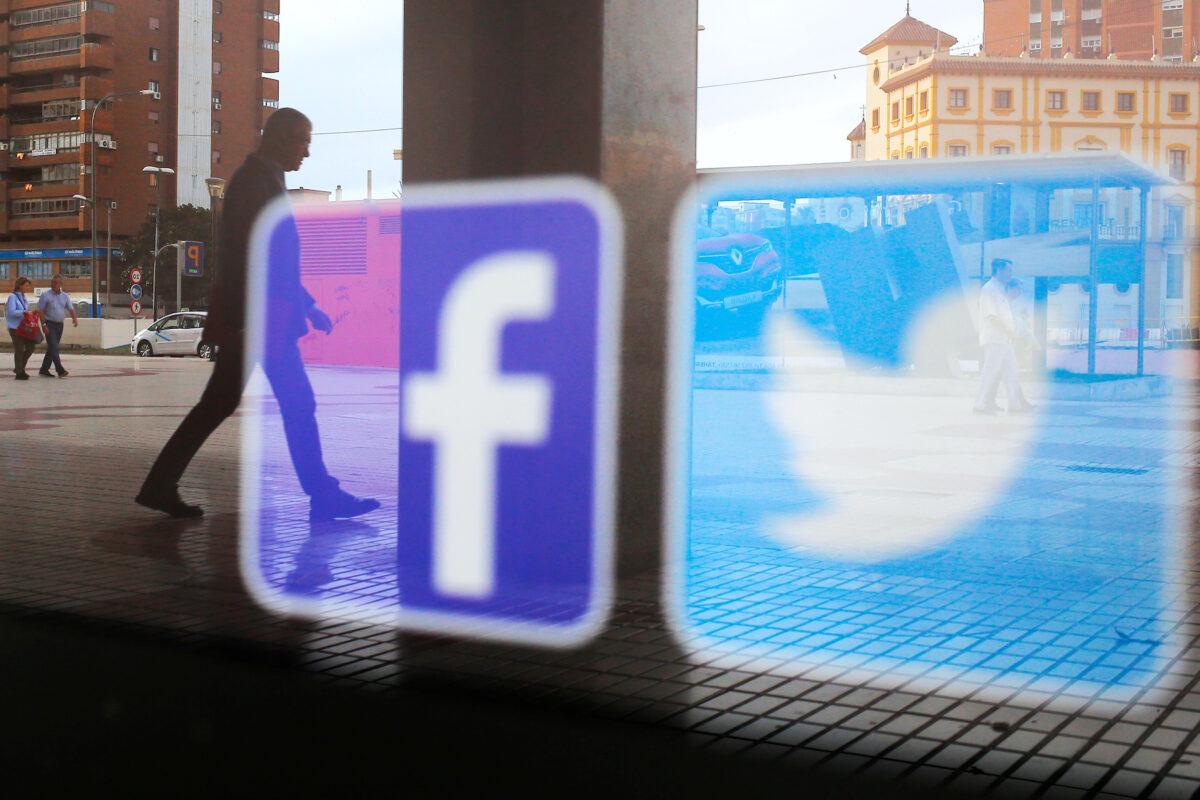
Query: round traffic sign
130 268 143 284
130 300 143 317
129 284 143 300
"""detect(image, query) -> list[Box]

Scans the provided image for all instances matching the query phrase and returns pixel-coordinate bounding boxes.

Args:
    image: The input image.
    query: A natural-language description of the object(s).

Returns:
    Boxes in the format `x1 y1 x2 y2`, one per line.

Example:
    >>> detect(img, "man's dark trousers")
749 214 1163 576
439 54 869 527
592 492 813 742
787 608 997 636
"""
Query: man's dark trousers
145 339 338 497
40 320 64 374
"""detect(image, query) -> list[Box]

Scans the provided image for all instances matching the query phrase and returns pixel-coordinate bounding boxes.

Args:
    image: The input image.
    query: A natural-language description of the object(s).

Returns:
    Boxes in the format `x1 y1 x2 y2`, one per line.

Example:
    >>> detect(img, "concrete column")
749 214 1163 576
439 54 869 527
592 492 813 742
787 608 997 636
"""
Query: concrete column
403 0 697 621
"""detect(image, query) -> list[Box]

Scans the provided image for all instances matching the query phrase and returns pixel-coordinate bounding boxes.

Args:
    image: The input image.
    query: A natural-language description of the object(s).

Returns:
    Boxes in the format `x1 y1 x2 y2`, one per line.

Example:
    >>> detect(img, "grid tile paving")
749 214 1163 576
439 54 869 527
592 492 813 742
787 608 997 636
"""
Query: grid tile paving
1 353 1198 798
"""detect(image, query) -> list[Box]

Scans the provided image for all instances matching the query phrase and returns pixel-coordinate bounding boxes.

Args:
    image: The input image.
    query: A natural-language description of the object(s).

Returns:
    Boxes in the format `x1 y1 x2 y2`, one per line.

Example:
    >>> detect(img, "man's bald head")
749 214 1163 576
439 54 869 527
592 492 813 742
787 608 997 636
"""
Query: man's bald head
259 108 312 172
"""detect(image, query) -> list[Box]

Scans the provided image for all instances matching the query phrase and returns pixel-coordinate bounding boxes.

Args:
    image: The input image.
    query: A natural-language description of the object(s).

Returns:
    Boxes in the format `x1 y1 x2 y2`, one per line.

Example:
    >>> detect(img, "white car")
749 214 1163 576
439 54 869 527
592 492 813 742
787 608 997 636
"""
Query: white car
131 311 214 359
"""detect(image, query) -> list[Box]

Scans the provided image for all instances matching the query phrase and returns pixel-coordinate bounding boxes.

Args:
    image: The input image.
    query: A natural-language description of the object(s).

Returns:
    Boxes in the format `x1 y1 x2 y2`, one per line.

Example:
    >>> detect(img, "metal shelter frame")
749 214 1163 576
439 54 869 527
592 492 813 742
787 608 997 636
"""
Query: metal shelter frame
698 153 1174 376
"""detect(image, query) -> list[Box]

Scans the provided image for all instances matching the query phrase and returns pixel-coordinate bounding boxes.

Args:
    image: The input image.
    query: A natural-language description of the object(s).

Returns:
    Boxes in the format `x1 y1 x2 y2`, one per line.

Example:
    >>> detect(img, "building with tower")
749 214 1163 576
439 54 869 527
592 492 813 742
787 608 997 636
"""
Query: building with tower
847 4 1199 331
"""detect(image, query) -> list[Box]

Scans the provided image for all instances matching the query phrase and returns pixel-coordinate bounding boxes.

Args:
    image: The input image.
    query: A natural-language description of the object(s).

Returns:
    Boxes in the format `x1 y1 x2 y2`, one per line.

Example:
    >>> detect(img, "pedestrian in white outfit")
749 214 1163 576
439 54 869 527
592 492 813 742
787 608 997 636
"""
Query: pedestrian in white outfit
973 258 1028 414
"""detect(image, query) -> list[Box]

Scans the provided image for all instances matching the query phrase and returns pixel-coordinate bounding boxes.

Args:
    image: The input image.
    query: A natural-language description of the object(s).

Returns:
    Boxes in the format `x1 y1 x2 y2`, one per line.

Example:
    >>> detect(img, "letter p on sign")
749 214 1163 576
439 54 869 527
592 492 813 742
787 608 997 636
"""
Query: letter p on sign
181 241 204 277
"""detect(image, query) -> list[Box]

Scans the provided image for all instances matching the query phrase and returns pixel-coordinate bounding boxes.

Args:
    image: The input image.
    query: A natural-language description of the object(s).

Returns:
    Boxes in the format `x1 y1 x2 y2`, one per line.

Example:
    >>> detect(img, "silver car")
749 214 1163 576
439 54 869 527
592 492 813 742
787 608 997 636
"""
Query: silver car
130 311 214 359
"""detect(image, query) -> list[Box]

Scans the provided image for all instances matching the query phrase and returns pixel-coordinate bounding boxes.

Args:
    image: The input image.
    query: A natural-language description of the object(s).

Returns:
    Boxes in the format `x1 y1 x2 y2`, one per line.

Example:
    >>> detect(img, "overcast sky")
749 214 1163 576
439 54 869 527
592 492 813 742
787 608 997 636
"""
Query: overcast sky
277 1 982 198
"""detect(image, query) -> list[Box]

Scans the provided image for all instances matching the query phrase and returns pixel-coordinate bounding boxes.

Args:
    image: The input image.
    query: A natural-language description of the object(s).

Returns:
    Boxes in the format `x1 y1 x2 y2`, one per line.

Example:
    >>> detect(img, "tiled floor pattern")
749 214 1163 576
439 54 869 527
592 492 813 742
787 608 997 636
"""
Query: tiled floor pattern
1 354 1198 798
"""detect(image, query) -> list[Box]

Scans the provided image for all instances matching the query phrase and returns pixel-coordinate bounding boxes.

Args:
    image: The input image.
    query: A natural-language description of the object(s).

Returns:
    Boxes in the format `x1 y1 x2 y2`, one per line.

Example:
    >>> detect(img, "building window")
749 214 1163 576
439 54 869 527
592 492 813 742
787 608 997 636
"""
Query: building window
1081 91 1100 111
213 31 223 45
149 110 160 124
949 88 968 108
263 10 280 21
214 1 222 15
891 101 900 121
212 120 221 135
993 89 1013 110
1166 253 1184 299
149 47 160 62
919 91 928 113
905 96 914 117
1030 41 1042 52
1047 90 1065 110
904 149 914 159
261 40 280 51
148 141 159 155
263 98 280 109
1169 93 1189 114
213 62 222 75
1081 35 1101 50
919 145 928 158
871 108 880 128
993 144 1013 155
1167 148 1187 180
1165 205 1185 239
1117 92 1135 112
12 3 84 27
148 80 160 94
212 150 221 164
10 35 83 61
948 144 968 158
149 16 160 30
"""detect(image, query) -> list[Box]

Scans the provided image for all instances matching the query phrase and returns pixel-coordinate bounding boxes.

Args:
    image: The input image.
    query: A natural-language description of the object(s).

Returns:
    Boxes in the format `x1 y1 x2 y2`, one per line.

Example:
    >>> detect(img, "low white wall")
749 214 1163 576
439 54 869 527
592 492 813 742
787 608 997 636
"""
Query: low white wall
62 318 147 350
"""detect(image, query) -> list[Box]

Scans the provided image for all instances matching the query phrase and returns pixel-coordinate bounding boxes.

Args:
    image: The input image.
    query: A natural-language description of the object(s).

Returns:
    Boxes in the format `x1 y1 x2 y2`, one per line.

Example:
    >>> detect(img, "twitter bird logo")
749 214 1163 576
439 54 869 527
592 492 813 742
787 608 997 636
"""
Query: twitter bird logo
762 295 1040 562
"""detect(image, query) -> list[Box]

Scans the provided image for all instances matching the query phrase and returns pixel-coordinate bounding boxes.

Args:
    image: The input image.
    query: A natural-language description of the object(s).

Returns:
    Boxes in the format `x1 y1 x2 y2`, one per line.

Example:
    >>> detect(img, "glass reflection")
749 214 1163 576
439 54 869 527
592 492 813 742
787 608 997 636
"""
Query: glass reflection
674 160 1184 701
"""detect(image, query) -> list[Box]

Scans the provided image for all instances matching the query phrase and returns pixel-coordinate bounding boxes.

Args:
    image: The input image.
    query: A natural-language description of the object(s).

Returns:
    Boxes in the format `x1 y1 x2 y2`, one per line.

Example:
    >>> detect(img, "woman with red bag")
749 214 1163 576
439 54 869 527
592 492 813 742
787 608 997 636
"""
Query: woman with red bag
6 276 40 380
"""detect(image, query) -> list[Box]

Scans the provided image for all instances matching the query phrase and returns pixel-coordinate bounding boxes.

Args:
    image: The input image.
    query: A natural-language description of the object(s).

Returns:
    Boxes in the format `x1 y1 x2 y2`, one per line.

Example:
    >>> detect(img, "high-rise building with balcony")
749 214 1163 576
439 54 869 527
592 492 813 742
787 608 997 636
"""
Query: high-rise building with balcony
984 0 1200 61
0 0 280 302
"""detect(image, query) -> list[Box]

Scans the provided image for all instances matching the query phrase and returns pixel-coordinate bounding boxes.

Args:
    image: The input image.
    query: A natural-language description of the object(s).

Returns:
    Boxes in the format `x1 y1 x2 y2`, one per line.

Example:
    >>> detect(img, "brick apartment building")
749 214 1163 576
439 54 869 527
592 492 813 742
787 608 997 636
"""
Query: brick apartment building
983 0 1200 60
0 0 280 304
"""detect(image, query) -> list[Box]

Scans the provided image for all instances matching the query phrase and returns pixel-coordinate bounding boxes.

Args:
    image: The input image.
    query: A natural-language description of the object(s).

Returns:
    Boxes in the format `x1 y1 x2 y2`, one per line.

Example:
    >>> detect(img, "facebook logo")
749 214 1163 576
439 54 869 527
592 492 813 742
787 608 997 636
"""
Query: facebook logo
404 252 555 598
396 180 620 646
240 180 619 648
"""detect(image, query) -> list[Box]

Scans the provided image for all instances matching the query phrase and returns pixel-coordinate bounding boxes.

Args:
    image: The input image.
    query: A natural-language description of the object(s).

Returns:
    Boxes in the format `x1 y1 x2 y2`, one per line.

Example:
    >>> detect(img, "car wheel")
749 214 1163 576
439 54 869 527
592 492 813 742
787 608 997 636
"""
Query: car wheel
136 340 153 357
197 341 214 360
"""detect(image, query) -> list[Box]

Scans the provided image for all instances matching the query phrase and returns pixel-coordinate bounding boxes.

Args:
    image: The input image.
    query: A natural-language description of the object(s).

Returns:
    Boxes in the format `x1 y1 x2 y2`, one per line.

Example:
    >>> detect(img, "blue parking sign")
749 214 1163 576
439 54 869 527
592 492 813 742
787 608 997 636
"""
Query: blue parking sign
240 179 621 648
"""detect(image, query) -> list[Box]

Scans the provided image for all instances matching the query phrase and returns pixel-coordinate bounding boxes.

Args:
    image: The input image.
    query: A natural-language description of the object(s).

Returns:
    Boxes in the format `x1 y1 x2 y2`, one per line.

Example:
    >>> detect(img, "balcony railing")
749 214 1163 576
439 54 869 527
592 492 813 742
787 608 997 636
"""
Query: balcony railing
1048 219 1141 240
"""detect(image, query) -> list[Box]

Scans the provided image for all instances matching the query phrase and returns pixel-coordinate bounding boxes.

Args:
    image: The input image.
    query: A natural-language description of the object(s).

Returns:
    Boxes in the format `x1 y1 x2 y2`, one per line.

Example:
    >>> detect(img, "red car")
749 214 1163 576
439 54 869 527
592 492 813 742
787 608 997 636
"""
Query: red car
695 226 783 317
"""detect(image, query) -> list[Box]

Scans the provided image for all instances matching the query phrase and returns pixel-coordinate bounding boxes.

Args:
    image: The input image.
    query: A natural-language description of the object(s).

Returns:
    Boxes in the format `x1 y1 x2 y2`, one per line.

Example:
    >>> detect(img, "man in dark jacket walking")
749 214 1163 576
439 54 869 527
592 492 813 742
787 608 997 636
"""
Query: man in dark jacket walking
137 107 378 521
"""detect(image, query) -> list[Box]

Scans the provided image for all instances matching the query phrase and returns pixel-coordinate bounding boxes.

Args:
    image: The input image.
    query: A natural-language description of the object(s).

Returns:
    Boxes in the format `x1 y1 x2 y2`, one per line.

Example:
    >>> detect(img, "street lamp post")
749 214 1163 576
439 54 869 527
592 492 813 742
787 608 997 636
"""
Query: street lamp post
143 165 175 320
77 194 115 319
204 177 225 295
105 200 115 315
90 88 157 318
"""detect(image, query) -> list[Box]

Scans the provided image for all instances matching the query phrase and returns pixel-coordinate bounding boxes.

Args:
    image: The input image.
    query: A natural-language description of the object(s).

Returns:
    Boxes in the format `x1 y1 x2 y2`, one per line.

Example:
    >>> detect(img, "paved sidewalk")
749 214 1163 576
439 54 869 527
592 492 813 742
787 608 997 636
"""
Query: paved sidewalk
1 354 1198 799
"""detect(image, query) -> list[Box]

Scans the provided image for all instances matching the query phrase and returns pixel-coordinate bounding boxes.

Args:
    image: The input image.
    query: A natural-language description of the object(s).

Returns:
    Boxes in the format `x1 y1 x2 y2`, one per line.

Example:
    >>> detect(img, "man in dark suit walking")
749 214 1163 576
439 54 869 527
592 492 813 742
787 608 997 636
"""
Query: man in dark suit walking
137 107 379 521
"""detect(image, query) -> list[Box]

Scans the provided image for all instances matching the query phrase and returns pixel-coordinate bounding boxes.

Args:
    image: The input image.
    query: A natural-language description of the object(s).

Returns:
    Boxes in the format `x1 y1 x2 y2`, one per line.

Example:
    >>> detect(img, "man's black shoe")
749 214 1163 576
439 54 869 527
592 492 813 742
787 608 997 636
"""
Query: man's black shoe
310 490 380 521
14 372 29 380
136 487 204 518
38 369 55 377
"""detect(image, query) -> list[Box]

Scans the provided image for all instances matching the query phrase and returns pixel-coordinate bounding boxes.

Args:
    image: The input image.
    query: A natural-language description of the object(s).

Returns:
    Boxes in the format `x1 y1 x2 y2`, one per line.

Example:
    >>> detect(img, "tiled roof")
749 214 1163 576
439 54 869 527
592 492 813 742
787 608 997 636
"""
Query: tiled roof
879 51 1200 92
860 14 958 55
846 119 866 140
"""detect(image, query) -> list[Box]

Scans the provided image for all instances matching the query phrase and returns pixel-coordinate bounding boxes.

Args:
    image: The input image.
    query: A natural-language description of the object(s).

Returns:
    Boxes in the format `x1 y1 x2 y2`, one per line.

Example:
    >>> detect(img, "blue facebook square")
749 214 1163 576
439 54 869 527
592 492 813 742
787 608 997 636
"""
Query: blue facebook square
396 179 620 646
240 179 620 649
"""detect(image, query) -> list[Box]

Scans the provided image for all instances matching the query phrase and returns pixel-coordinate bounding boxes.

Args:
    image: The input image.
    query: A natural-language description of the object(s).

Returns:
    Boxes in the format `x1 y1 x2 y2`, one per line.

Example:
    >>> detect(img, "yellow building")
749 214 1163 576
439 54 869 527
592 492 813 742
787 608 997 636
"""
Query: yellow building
849 10 1200 327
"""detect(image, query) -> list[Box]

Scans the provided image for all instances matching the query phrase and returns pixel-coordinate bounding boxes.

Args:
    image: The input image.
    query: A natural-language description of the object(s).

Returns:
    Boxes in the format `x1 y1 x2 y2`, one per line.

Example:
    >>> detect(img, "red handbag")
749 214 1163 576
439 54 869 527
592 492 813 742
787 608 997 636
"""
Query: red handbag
13 308 44 344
